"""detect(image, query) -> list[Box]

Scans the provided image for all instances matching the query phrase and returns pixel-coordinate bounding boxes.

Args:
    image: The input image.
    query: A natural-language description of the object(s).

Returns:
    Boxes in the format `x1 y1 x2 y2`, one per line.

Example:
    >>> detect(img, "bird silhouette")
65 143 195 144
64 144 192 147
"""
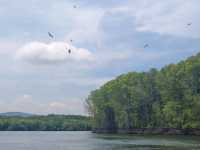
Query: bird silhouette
187 23 192 26
48 32 54 38
68 49 71 54
144 44 149 48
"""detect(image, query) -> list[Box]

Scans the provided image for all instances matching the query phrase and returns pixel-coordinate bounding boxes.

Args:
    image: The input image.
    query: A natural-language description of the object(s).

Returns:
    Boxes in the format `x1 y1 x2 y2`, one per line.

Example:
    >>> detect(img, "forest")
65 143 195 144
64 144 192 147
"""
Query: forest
86 53 200 132
0 115 91 131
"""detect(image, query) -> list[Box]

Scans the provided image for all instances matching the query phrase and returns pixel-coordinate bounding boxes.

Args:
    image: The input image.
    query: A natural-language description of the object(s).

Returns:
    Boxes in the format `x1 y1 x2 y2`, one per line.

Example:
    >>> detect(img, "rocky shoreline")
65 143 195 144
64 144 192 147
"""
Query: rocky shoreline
93 128 200 136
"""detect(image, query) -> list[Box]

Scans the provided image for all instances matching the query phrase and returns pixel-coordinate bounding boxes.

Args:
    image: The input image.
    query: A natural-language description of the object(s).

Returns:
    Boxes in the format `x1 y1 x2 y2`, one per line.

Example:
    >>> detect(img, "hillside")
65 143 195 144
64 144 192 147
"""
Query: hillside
86 52 200 134
0 112 34 117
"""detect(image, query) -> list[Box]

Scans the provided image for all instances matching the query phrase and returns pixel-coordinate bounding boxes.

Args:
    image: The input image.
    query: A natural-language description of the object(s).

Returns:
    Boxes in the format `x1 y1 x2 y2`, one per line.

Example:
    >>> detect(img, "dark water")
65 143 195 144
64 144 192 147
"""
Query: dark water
0 131 200 150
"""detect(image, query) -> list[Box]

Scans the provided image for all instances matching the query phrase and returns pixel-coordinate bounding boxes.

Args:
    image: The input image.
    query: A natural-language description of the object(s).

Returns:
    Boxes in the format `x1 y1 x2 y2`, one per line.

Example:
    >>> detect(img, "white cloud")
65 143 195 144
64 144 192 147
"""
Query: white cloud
1 0 200 115
92 48 168 68
49 101 66 109
0 40 20 55
108 0 200 38
64 77 113 87
64 8 104 44
47 99 86 115
132 0 200 38
16 41 94 64
22 94 32 100
0 96 86 115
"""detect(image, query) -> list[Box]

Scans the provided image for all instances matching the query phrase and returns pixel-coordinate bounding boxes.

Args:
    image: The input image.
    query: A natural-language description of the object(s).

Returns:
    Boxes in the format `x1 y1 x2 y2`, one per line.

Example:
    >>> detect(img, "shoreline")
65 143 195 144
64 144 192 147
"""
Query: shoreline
93 128 200 136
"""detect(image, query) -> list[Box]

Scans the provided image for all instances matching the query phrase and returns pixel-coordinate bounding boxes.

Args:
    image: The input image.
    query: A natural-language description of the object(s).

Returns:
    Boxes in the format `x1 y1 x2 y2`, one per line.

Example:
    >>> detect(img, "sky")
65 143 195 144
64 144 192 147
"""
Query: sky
0 0 200 115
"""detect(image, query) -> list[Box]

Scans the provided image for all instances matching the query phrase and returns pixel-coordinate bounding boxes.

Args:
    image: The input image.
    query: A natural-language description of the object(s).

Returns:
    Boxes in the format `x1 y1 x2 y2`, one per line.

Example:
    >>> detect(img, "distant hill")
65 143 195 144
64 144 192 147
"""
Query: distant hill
0 112 34 117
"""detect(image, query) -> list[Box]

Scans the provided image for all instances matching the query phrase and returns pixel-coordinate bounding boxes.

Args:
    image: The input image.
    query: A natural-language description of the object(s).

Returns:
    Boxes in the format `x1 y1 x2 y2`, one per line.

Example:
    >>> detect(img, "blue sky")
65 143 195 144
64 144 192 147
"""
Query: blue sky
0 0 200 115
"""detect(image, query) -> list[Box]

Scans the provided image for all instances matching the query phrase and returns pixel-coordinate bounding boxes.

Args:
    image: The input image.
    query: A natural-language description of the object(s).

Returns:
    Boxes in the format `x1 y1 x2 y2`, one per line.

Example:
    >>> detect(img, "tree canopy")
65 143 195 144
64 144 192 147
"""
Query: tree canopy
0 115 91 131
86 53 200 131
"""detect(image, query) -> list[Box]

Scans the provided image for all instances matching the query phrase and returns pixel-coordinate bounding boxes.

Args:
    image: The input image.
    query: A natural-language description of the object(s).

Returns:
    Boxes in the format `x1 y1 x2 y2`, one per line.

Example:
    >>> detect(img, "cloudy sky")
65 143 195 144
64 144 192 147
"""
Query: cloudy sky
0 0 199 115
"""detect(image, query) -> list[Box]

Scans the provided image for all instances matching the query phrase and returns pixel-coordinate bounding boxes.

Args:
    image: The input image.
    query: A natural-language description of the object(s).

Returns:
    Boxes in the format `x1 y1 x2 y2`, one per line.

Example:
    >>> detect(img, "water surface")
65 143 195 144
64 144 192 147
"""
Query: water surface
0 131 199 150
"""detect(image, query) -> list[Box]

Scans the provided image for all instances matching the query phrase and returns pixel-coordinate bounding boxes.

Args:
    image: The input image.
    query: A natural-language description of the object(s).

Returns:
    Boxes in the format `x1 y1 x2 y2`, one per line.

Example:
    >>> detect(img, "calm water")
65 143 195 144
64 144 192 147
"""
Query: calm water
0 131 200 150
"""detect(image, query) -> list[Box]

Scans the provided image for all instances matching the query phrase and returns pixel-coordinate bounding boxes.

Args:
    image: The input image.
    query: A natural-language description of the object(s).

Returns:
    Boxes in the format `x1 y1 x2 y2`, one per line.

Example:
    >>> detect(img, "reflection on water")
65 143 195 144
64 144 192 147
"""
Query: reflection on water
0 131 199 150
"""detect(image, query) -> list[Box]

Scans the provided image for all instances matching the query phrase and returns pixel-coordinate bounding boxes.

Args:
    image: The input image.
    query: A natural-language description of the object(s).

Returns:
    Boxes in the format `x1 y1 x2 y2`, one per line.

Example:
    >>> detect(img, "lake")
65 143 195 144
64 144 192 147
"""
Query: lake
0 131 200 150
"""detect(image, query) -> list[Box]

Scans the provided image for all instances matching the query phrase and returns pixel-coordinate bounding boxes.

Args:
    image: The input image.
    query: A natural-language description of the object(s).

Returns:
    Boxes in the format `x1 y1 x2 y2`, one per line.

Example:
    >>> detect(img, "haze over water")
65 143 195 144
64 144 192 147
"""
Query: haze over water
0 131 200 150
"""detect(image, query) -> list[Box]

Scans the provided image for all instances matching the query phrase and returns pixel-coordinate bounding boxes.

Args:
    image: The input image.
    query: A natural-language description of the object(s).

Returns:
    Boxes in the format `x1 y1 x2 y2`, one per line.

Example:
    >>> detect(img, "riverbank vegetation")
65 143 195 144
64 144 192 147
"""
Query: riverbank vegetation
86 53 200 132
0 115 91 131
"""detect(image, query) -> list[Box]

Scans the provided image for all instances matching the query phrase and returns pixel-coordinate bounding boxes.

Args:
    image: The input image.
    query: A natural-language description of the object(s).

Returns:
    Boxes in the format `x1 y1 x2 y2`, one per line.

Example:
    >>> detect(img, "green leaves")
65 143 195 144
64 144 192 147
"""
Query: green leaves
0 115 91 131
87 52 200 130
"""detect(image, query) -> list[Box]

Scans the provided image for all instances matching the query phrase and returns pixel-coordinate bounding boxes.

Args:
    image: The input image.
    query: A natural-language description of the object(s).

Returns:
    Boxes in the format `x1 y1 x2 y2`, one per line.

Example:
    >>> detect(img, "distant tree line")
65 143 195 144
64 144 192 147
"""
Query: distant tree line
0 115 91 131
86 53 200 131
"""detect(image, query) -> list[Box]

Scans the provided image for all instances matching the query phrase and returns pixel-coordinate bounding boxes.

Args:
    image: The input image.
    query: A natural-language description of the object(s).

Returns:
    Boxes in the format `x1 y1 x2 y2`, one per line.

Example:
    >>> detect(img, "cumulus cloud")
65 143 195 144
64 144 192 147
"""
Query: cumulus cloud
1 0 200 115
16 41 94 64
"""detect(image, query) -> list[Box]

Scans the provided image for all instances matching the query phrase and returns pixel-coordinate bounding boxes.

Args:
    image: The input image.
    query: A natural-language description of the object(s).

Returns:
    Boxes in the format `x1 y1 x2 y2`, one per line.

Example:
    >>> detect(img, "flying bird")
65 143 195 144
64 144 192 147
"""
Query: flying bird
187 23 192 26
68 49 71 54
73 5 77 8
66 47 71 54
144 44 149 48
48 32 54 38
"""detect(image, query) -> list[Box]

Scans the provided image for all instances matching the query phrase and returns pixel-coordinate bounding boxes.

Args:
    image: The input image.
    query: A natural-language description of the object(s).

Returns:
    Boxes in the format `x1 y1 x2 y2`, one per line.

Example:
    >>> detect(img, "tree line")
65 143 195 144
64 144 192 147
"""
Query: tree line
86 53 200 131
0 115 91 131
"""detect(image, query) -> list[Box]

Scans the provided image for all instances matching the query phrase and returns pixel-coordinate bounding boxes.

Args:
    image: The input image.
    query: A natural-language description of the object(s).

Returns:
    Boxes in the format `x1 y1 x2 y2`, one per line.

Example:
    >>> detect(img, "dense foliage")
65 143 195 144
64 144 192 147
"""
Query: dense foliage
0 115 91 131
86 53 200 130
